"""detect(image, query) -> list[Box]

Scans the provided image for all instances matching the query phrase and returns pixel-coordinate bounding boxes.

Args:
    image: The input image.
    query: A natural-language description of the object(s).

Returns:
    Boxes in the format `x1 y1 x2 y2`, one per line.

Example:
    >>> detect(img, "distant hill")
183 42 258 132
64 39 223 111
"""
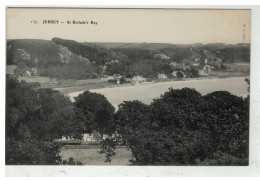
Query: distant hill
84 42 189 51
6 38 250 80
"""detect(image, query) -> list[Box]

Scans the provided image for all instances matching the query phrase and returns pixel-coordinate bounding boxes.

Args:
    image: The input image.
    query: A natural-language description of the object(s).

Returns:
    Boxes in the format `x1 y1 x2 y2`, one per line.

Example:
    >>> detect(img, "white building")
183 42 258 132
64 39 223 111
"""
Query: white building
198 70 209 77
58 131 110 144
158 73 167 80
25 71 31 77
132 75 147 85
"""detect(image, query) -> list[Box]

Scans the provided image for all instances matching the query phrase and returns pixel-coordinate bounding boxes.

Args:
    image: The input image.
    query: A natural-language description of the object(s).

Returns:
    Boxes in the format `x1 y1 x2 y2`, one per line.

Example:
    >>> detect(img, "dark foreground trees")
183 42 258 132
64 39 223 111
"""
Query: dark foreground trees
110 88 249 165
6 77 67 164
6 75 249 165
6 77 107 164
6 76 115 165
74 91 115 139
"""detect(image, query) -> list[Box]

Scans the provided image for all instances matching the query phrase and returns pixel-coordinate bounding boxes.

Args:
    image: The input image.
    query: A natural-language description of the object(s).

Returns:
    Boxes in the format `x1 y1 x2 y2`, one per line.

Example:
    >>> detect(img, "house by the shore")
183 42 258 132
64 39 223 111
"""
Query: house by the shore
132 75 147 85
158 73 167 80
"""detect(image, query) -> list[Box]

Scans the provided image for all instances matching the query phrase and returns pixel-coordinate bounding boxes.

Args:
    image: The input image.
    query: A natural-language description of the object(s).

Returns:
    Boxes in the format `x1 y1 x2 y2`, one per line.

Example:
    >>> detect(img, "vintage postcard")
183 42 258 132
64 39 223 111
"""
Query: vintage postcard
5 7 256 176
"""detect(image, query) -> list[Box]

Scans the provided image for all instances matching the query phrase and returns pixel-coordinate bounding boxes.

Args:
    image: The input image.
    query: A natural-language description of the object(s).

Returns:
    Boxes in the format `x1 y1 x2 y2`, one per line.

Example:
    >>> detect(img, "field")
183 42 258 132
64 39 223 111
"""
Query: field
68 76 249 109
60 146 132 165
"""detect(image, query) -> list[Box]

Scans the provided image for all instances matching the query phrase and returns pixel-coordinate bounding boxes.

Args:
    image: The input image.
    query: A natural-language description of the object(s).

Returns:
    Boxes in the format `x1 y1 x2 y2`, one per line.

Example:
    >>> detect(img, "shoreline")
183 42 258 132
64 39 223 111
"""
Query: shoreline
67 76 249 95
66 76 249 108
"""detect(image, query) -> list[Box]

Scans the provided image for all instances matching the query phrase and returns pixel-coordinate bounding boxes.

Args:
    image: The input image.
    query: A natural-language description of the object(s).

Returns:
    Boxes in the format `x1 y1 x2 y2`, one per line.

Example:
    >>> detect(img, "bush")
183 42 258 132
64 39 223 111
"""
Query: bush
107 79 117 83
119 77 126 84
190 68 199 78
176 71 184 78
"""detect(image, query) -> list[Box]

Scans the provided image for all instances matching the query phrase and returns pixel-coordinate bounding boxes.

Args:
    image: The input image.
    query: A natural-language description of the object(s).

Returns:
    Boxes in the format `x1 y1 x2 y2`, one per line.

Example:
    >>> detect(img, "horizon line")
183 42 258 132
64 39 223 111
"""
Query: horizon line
6 38 250 45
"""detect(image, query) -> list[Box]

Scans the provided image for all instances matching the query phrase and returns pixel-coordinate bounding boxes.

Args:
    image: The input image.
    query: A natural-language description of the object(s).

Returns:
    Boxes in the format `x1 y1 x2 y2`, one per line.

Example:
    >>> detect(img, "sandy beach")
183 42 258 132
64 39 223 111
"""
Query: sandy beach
67 76 249 109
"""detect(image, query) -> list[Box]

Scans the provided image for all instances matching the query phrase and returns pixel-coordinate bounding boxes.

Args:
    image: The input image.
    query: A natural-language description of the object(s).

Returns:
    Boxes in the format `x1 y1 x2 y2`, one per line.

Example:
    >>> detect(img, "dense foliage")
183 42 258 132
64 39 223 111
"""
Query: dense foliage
5 76 115 164
6 138 61 165
111 88 249 165
6 75 249 166
6 77 68 164
74 91 115 138
217 46 250 63
46 61 102 80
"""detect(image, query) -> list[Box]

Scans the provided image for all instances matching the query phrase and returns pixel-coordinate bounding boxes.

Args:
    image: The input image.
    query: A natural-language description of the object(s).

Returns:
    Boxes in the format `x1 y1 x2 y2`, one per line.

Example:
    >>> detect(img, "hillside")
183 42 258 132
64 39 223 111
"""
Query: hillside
7 39 100 79
6 38 250 80
7 39 60 66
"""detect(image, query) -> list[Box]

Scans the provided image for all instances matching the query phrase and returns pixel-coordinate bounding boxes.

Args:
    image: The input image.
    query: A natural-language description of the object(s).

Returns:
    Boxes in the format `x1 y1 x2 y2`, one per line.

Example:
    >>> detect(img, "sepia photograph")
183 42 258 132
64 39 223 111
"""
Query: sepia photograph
5 7 251 169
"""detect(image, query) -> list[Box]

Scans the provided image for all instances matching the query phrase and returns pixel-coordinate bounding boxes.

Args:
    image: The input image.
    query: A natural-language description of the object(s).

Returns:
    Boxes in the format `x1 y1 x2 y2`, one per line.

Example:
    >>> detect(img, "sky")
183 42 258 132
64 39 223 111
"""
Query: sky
6 8 251 44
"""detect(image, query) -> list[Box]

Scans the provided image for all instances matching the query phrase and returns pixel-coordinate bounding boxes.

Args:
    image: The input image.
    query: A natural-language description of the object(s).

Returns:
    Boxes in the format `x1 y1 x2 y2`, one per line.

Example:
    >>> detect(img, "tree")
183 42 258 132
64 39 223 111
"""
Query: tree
108 88 249 165
203 91 249 161
74 91 115 139
106 62 128 76
176 71 184 78
190 68 199 78
6 76 80 164
35 88 73 141
6 77 39 140
6 77 62 164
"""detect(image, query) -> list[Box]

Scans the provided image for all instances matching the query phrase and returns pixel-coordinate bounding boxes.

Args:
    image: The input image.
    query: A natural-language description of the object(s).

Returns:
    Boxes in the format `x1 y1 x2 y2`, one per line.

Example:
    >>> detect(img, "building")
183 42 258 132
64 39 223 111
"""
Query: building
132 75 147 85
113 74 122 84
58 131 110 144
25 71 31 77
82 131 110 143
158 73 167 80
192 63 200 67
170 61 179 67
198 70 209 77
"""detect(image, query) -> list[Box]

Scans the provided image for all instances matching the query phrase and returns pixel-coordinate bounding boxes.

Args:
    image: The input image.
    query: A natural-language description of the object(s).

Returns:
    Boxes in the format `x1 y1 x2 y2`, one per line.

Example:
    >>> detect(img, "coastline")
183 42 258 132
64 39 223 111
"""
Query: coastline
67 76 249 109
